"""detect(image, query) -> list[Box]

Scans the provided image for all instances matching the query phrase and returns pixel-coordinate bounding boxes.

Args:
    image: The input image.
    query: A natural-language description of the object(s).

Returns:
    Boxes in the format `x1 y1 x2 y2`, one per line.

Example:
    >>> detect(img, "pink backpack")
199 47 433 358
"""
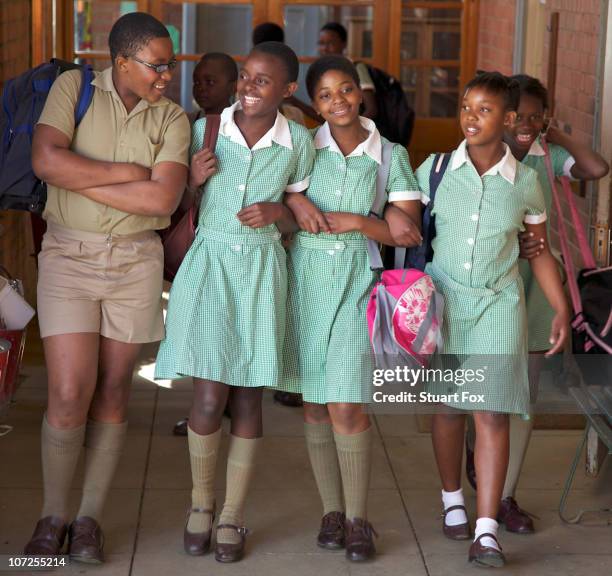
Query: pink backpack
366 150 447 369
366 269 443 369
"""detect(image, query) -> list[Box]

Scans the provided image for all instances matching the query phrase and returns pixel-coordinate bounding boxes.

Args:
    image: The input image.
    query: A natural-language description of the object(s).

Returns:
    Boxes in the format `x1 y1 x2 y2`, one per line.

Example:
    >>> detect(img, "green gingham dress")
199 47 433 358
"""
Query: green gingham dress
279 119 420 404
417 141 546 415
155 103 314 387
517 137 575 351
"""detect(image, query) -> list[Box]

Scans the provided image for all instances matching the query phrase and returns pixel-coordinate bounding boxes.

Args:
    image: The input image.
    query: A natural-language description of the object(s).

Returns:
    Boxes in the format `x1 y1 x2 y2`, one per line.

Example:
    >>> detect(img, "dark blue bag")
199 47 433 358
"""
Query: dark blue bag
389 152 451 272
0 59 94 212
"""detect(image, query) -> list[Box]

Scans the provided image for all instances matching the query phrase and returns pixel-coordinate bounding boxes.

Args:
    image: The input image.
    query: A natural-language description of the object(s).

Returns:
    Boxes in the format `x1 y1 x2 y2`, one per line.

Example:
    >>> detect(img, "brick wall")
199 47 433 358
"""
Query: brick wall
476 0 516 75
476 0 602 269
0 1 37 310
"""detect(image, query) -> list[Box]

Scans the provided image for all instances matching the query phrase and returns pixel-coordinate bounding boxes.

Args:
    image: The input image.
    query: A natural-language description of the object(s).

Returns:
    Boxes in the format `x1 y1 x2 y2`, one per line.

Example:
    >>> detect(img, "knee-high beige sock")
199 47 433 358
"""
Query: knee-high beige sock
305 422 344 514
334 426 373 521
502 415 533 499
186 426 222 533
41 414 86 521
77 419 128 521
217 435 259 545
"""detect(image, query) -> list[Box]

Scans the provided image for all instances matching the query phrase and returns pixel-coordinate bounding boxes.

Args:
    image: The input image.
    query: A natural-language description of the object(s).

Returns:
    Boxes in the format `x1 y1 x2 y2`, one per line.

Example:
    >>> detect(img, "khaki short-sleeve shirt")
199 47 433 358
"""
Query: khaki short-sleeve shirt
38 67 190 234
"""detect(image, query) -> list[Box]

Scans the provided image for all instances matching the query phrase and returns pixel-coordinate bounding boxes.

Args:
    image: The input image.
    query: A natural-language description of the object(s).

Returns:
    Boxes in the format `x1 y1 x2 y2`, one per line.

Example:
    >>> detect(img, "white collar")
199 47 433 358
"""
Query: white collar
451 140 517 184
219 101 293 151
313 117 382 164
526 136 546 157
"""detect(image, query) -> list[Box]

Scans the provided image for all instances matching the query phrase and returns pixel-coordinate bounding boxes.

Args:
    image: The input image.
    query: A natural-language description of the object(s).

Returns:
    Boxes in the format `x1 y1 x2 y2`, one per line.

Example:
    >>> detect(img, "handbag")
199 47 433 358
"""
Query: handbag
161 114 221 281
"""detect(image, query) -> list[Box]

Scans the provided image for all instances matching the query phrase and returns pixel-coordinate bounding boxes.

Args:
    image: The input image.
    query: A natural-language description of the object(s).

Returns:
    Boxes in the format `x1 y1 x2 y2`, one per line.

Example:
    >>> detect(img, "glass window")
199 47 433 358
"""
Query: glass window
74 1 139 53
402 66 460 118
160 2 252 56
284 5 373 59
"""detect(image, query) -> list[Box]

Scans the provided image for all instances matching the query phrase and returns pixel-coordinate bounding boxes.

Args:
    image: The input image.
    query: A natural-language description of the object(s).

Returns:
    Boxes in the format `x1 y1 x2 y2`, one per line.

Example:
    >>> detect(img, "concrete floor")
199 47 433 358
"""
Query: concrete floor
0 356 611 576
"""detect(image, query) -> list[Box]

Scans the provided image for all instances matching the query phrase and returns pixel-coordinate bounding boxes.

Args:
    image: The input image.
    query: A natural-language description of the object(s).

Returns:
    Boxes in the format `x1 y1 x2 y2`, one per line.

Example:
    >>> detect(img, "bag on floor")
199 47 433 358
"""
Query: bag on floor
366 146 444 369
0 59 94 212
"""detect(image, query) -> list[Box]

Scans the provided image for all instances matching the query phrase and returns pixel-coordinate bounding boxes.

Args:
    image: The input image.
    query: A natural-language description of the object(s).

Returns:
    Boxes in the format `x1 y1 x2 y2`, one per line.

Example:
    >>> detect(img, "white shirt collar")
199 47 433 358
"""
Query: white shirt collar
526 136 546 156
313 117 382 164
451 140 517 184
219 101 293 151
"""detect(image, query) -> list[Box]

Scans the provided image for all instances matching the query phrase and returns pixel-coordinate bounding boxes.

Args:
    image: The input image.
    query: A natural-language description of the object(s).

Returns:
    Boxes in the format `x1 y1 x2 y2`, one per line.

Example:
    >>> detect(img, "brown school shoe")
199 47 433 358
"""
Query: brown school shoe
173 418 189 436
184 507 215 556
468 533 505 568
24 516 68 555
498 497 535 534
273 391 303 407
345 517 377 562
214 524 248 563
317 511 346 550
465 436 477 491
68 516 104 564
442 505 471 540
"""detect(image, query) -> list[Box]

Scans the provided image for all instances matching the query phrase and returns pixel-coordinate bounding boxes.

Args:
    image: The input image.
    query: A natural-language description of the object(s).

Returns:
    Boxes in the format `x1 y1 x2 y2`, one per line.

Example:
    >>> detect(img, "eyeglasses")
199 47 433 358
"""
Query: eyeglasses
132 57 177 74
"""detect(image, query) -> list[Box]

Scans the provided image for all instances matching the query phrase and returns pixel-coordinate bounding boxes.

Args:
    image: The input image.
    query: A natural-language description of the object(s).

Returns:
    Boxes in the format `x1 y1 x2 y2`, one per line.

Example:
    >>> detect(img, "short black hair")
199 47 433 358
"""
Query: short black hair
108 12 170 62
464 70 520 111
306 55 360 99
320 22 347 45
199 52 238 82
253 22 284 45
250 41 299 83
511 74 548 110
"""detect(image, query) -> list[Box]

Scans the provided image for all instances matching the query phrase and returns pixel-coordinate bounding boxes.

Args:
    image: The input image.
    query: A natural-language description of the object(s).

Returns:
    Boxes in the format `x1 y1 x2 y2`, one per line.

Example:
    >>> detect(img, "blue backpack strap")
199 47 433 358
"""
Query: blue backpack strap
422 152 451 264
75 65 94 125
367 141 394 271
401 152 450 271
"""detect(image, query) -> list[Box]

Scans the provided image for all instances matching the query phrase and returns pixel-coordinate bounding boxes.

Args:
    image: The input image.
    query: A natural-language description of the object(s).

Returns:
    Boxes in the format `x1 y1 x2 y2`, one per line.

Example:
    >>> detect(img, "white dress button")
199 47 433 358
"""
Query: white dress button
238 184 246 191
335 243 343 250
327 250 335 256
245 154 251 161
471 214 479 221
232 245 242 252
464 262 471 270
335 190 342 197
467 238 475 245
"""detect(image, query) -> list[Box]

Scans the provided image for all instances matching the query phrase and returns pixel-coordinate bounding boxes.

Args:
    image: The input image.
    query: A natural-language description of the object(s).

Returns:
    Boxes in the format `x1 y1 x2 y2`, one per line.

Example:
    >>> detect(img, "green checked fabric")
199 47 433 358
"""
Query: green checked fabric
155 104 315 388
416 141 546 415
279 119 420 404
517 137 574 351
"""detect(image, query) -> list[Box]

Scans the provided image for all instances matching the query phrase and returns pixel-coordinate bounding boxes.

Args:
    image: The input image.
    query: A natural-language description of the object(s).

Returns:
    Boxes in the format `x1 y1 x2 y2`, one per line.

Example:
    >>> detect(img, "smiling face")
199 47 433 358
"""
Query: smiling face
505 93 546 154
193 58 235 113
460 86 516 147
312 69 362 128
115 36 175 104
318 30 346 56
236 52 296 117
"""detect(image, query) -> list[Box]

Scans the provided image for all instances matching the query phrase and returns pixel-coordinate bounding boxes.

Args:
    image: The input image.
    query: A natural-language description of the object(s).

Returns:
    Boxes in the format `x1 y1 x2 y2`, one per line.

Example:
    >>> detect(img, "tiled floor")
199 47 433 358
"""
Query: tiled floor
0 359 610 575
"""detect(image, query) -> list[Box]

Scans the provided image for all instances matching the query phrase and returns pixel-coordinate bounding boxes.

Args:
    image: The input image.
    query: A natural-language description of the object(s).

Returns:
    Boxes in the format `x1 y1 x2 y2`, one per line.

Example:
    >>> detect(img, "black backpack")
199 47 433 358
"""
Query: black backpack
0 59 94 213
363 64 415 146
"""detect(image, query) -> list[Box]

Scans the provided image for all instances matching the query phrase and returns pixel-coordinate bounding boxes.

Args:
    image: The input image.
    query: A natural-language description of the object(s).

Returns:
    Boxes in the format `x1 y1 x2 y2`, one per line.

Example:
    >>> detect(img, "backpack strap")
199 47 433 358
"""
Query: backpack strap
396 152 450 270
367 141 394 271
75 65 94 125
190 114 221 224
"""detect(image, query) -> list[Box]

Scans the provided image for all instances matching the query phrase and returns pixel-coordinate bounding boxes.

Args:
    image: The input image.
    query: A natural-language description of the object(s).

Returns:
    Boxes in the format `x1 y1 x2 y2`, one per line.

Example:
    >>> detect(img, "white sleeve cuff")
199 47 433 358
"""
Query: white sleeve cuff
524 211 547 225
389 190 421 202
285 175 310 193
563 156 577 180
420 193 431 206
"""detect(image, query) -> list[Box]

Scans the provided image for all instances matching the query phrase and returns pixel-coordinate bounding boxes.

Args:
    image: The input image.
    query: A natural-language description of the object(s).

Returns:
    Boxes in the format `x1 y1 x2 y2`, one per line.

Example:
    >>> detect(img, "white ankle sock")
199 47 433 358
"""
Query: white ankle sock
442 488 467 526
474 517 500 551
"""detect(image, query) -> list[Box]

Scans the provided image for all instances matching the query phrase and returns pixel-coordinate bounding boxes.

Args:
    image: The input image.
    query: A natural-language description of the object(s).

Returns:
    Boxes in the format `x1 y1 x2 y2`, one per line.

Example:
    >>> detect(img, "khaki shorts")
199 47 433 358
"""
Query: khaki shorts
37 223 165 343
